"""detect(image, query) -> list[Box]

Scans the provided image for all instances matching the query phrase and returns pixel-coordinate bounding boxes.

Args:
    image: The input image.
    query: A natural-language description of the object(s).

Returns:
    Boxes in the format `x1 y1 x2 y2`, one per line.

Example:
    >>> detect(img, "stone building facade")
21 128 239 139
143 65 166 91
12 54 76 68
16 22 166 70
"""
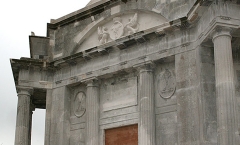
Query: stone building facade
10 0 240 145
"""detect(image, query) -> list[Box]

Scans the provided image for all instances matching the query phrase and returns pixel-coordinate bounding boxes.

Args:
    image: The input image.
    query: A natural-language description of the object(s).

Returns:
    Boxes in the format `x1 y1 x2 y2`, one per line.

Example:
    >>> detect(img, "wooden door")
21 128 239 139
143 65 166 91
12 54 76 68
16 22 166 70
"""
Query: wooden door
105 124 138 145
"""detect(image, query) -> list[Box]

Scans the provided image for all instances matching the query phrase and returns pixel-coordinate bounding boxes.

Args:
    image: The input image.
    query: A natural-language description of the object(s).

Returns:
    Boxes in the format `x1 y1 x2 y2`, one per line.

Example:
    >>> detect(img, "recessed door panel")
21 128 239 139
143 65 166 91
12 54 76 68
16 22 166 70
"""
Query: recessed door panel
105 124 138 145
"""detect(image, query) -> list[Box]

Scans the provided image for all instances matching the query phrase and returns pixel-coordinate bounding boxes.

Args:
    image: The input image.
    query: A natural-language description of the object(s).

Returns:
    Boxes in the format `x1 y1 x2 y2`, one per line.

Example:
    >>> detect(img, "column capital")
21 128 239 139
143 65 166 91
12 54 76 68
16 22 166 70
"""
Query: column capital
16 86 33 96
212 26 232 42
133 61 155 73
81 77 99 87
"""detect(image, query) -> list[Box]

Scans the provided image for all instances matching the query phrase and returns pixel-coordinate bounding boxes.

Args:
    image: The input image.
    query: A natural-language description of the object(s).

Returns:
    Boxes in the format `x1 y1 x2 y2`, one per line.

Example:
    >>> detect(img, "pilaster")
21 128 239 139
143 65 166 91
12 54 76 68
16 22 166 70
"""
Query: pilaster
15 86 33 145
175 50 201 145
212 27 238 145
50 86 71 145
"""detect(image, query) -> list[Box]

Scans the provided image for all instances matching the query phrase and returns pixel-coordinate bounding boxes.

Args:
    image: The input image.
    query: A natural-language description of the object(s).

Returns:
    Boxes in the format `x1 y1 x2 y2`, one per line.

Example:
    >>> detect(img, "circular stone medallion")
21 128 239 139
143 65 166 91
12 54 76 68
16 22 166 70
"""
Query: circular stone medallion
158 69 176 99
74 92 86 117
109 19 124 40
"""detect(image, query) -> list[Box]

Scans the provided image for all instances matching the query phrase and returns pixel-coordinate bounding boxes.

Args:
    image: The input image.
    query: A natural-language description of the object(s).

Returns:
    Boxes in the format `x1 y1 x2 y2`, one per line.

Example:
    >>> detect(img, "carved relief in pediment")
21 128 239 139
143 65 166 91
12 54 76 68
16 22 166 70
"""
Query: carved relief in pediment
74 11 168 53
97 13 139 44
98 26 109 44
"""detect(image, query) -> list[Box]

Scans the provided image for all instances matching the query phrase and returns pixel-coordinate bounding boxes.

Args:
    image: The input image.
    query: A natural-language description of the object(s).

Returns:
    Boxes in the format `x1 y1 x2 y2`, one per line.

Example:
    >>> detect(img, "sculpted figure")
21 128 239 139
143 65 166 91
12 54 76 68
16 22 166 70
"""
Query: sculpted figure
98 26 109 44
125 13 139 35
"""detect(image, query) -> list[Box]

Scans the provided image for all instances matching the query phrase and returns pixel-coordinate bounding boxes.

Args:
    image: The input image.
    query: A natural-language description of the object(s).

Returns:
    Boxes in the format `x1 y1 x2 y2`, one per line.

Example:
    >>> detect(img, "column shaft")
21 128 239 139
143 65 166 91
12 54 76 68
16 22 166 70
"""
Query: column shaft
213 28 238 145
44 89 53 145
15 87 32 145
139 66 155 145
86 80 99 145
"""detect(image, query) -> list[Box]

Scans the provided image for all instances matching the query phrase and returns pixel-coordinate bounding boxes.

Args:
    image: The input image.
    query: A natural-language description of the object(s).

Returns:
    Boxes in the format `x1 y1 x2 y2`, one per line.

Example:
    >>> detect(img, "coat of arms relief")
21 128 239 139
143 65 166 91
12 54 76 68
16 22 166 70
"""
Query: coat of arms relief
98 13 139 44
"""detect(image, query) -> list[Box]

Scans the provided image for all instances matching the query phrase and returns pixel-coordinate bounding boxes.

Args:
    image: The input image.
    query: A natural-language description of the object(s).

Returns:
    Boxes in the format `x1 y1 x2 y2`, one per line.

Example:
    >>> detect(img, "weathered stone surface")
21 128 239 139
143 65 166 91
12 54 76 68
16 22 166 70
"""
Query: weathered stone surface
197 46 217 145
10 1 240 145
175 50 200 145
49 87 71 145
137 64 156 145
15 87 33 145
213 27 239 145
86 80 99 145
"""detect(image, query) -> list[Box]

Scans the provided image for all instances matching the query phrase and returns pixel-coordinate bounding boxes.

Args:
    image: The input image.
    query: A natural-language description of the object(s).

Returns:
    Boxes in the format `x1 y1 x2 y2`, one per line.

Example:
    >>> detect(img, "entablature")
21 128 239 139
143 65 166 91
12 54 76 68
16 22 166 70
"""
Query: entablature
10 0 240 91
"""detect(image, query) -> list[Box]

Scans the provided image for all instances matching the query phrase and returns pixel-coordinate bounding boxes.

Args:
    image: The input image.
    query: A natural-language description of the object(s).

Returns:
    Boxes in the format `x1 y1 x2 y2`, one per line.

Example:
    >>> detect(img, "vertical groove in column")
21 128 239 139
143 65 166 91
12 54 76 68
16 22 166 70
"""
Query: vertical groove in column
15 88 32 145
213 29 238 145
86 81 99 145
139 67 155 145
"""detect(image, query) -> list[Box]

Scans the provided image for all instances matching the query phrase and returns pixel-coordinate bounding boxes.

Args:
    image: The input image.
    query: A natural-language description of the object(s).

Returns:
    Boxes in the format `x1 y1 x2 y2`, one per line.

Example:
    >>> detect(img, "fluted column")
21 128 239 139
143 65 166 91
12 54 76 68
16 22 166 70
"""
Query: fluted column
86 79 99 145
15 86 33 145
212 27 238 145
137 63 155 145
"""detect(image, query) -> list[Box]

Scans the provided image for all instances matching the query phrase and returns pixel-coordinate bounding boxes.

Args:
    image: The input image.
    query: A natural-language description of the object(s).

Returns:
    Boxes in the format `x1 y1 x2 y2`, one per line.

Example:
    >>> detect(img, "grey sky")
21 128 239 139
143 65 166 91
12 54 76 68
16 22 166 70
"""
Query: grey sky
0 0 89 144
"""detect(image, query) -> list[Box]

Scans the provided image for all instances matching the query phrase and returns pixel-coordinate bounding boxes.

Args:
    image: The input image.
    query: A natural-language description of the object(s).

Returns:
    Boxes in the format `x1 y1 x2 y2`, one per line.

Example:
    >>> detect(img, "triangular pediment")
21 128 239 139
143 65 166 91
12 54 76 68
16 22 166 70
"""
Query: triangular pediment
86 0 102 6
73 10 169 53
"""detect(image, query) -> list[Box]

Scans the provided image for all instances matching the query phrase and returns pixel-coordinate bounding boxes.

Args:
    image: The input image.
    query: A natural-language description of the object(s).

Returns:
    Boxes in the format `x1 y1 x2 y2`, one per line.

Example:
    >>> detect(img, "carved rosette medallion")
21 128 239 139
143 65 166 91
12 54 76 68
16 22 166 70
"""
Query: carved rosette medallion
109 17 124 40
74 92 86 117
158 69 176 99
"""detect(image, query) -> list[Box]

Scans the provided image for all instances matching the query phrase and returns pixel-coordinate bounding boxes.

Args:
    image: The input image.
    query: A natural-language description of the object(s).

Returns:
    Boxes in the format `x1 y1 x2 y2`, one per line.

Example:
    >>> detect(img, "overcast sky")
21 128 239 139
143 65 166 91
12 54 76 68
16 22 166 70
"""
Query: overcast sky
0 0 89 144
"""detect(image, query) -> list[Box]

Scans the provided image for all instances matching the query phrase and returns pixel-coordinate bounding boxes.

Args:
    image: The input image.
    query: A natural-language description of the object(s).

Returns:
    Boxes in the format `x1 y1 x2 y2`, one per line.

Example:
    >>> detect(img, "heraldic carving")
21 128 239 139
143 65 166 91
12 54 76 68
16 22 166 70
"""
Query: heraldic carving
109 17 124 40
97 13 139 44
158 69 176 99
73 92 86 117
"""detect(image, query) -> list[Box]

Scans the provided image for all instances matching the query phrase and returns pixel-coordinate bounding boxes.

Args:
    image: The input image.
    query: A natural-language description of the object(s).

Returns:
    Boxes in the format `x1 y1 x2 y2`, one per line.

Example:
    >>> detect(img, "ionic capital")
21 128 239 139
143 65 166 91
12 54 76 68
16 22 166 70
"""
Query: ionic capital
16 86 33 97
133 61 155 74
81 77 99 87
212 27 232 42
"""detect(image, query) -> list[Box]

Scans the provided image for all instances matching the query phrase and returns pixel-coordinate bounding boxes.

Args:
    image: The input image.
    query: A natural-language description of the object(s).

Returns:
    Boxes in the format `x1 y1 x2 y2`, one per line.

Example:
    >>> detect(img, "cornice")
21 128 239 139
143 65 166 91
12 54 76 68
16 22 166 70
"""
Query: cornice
47 0 119 32
11 1 240 90
199 16 240 47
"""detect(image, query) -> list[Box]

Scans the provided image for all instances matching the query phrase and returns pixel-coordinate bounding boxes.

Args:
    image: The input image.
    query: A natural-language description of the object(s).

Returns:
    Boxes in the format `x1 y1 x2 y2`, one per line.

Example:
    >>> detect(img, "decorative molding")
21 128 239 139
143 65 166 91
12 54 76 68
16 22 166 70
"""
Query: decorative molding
158 50 167 54
39 81 48 85
133 60 155 71
220 16 231 20
181 42 190 47
69 76 78 84
55 80 62 84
